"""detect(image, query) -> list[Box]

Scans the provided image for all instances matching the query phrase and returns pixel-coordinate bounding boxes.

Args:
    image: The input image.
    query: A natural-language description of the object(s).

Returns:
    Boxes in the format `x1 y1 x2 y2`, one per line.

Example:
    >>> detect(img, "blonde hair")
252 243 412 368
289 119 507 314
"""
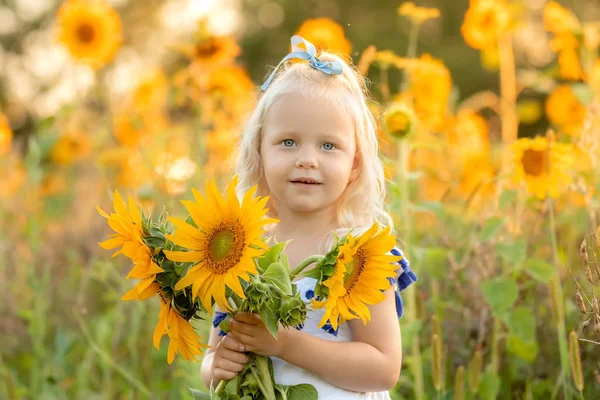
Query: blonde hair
234 51 395 251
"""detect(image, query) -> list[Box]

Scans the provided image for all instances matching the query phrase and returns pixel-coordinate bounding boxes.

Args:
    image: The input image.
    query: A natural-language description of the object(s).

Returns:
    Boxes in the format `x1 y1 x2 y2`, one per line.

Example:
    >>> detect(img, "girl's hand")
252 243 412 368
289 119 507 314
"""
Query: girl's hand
229 312 289 357
211 334 250 381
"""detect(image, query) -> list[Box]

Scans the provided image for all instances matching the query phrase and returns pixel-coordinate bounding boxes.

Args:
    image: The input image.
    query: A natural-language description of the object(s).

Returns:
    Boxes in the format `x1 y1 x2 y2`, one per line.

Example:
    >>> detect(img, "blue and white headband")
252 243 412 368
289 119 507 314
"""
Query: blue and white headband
260 35 344 91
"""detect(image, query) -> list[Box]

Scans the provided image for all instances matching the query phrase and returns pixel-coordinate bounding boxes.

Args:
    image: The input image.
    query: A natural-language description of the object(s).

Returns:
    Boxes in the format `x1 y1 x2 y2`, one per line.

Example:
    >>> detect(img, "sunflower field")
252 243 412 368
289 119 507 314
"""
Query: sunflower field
1 0 600 399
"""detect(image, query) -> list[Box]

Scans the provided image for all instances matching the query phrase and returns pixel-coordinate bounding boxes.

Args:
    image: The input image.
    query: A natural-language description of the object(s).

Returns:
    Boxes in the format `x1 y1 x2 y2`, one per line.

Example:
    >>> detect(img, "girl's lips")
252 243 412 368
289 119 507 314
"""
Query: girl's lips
290 181 323 187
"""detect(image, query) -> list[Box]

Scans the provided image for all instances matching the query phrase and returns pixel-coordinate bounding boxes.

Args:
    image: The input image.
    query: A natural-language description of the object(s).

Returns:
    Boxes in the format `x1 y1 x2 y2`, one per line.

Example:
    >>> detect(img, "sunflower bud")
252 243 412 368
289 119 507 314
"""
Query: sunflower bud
279 295 307 328
383 103 416 140
575 289 587 314
245 280 272 311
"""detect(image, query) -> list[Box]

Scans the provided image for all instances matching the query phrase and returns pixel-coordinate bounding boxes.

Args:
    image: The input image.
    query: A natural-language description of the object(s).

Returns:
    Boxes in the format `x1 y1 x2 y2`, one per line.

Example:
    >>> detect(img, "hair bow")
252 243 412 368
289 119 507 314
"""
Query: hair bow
260 35 343 91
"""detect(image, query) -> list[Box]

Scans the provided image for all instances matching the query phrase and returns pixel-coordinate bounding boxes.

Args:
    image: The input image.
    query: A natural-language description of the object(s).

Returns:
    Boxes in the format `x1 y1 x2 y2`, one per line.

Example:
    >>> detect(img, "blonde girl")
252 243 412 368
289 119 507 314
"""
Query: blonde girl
201 36 417 399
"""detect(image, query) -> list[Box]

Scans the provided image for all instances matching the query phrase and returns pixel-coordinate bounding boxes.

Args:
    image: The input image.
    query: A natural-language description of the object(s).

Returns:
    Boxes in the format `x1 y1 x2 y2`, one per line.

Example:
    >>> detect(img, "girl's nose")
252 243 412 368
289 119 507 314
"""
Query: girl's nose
295 150 318 169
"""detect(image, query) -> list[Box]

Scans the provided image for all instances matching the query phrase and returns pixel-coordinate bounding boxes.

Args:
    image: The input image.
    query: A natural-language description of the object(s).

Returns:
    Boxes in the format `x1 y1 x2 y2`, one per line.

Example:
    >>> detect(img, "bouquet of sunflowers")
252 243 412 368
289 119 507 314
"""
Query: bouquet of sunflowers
97 176 404 400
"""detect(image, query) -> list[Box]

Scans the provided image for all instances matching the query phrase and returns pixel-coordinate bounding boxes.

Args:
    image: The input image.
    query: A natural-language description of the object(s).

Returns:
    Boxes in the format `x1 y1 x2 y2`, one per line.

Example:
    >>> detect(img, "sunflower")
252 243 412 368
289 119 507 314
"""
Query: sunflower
449 109 489 153
97 191 164 300
166 176 278 312
121 243 164 301
511 136 574 199
398 2 440 25
383 103 416 140
408 54 452 131
96 190 145 259
179 35 241 67
49 130 92 166
57 0 123 69
295 18 352 56
312 223 402 330
0 113 12 156
545 85 586 137
132 69 169 112
153 295 208 364
461 0 511 50
543 1 580 34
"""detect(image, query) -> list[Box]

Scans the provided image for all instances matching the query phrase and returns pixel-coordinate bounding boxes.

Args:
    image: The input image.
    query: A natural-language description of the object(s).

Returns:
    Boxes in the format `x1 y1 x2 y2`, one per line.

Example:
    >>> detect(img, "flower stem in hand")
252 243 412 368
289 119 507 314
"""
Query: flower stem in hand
289 255 324 281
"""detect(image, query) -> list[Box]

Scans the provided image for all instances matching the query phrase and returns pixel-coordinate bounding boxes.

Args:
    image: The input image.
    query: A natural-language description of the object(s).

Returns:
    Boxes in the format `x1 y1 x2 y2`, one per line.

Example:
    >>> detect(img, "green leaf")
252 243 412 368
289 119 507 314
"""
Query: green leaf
495 238 527 266
190 388 211 399
524 258 555 283
480 217 505 242
480 278 518 317
506 334 539 363
263 262 293 295
478 372 500 400
498 190 518 210
275 384 318 400
503 307 535 341
258 241 291 272
260 306 279 339
286 384 318 400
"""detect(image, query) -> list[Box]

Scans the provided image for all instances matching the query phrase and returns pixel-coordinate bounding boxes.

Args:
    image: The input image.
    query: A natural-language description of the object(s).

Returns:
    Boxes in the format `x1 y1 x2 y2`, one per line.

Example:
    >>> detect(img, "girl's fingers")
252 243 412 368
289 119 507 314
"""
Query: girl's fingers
221 348 250 364
234 312 261 325
222 334 245 352
229 319 254 335
215 358 245 373
213 367 237 381
229 330 254 346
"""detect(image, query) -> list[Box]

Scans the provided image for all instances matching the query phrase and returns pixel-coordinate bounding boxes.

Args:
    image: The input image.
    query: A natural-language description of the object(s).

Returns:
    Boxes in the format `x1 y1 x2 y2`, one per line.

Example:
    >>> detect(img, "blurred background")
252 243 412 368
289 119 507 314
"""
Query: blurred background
1 0 600 398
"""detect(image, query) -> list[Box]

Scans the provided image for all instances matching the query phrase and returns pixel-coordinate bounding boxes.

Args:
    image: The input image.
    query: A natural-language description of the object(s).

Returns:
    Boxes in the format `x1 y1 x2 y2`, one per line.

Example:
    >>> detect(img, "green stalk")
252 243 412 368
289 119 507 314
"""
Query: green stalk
490 317 501 374
255 356 276 400
289 255 324 281
548 196 572 400
398 140 423 398
214 379 227 395
397 16 423 398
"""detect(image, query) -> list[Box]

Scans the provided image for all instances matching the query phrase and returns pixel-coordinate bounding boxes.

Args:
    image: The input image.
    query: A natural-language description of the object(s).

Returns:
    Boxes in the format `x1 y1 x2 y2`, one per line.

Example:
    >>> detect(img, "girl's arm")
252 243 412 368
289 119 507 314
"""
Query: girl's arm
201 308 249 389
200 321 222 388
230 288 402 392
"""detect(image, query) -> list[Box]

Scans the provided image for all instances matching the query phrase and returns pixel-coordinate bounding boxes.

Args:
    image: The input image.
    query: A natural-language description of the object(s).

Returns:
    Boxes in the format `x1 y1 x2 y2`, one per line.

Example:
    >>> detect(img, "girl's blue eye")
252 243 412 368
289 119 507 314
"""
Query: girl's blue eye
322 143 336 150
282 139 295 147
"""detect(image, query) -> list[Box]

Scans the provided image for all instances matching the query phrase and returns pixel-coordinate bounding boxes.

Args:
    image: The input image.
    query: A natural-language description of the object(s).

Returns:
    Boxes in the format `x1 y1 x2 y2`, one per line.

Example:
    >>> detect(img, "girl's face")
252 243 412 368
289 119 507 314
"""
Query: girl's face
260 92 358 217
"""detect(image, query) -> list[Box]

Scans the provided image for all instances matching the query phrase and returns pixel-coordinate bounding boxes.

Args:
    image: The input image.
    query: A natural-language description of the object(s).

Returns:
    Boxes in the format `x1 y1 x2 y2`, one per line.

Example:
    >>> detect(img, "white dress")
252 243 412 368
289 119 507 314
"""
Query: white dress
270 276 392 399
269 246 417 399
213 247 417 400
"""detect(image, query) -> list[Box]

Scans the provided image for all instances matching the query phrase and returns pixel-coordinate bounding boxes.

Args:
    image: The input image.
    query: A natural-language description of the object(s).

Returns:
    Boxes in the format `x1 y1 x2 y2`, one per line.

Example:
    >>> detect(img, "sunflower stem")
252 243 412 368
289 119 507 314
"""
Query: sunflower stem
254 357 277 400
289 255 325 281
214 379 227 395
548 196 572 400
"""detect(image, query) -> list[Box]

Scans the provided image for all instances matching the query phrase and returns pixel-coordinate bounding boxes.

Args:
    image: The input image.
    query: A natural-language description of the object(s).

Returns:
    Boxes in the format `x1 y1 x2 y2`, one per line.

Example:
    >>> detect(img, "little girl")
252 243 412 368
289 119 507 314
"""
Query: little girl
200 36 417 399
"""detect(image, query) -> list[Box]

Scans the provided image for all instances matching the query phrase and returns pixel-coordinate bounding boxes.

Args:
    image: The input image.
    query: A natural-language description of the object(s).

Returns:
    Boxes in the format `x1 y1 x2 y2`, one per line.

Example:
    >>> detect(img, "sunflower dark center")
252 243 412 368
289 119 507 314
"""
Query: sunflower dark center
343 249 366 290
195 39 220 58
521 149 547 177
206 222 244 274
77 23 96 43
